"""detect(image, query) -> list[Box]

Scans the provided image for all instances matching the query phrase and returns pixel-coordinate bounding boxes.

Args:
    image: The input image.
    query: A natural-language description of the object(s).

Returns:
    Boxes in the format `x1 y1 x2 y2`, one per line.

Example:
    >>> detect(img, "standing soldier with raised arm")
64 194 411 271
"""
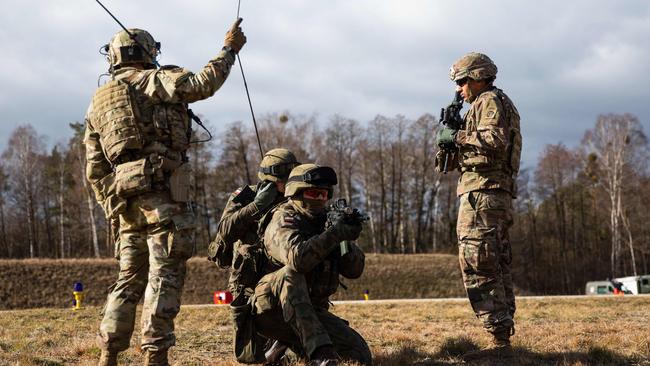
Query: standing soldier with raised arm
85 20 246 366
436 52 522 361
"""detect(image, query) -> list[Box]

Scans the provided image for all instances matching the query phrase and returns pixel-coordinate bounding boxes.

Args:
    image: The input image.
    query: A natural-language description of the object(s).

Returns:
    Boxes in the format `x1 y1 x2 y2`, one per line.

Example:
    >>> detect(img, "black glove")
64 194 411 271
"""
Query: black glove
253 181 277 211
330 212 362 241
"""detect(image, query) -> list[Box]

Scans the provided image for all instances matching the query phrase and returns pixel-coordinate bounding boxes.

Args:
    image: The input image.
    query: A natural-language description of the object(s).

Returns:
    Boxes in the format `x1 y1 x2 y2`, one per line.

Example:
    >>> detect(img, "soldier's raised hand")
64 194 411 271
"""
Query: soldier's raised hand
253 181 277 211
225 17 247 53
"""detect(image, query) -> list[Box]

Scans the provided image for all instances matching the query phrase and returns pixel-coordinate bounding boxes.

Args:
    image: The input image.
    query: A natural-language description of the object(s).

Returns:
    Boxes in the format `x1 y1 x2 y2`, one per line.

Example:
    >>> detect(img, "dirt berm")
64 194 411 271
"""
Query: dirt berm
0 254 464 310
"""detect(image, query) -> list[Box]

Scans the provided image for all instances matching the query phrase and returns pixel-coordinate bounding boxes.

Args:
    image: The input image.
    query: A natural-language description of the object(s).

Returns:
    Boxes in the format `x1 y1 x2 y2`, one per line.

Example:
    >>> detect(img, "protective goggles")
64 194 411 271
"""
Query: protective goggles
288 166 338 186
302 188 330 201
259 163 299 179
455 77 469 87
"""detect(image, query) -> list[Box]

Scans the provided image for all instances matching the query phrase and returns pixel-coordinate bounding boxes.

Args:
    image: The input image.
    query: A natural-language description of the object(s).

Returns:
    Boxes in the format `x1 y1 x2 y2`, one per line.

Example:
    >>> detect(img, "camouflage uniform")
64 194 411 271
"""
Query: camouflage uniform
208 148 300 298
449 53 522 338
85 28 237 355
252 200 372 365
210 184 262 291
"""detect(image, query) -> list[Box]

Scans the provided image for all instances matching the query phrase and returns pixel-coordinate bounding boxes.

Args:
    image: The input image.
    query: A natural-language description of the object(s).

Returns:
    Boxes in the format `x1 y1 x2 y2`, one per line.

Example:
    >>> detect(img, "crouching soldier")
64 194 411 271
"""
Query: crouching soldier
208 148 300 295
248 164 373 366
207 148 299 363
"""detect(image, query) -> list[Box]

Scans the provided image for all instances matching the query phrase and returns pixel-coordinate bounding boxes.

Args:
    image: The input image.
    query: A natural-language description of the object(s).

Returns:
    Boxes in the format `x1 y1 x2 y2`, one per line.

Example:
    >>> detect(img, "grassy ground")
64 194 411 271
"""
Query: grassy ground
0 296 648 365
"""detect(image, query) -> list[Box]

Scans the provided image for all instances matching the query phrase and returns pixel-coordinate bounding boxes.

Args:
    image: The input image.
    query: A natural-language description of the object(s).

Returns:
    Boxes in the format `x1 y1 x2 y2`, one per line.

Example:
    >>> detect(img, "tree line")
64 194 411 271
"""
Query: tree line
0 112 647 294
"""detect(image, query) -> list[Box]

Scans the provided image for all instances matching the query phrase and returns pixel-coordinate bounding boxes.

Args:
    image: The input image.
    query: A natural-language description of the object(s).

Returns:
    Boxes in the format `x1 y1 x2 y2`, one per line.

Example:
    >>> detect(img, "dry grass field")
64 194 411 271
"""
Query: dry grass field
1 296 648 366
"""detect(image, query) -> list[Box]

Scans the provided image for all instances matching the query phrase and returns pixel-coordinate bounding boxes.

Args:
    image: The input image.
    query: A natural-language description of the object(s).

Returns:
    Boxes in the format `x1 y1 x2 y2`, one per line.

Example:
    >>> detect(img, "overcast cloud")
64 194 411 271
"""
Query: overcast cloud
0 0 648 168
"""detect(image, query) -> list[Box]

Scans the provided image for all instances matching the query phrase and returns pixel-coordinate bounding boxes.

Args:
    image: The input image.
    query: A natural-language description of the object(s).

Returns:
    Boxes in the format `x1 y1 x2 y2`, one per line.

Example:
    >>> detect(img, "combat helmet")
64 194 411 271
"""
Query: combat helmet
107 28 160 70
284 164 337 198
258 148 300 182
449 52 498 82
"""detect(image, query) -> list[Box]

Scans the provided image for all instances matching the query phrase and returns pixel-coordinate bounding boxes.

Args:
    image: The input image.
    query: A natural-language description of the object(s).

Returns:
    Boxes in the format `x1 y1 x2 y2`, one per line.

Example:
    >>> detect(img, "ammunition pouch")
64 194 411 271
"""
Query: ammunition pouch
169 163 191 203
231 293 265 364
229 244 266 294
115 158 153 198
207 235 233 269
92 172 126 219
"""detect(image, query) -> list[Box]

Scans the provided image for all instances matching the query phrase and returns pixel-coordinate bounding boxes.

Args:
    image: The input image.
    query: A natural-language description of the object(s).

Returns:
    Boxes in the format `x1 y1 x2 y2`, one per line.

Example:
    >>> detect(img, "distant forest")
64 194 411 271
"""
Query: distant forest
0 112 648 295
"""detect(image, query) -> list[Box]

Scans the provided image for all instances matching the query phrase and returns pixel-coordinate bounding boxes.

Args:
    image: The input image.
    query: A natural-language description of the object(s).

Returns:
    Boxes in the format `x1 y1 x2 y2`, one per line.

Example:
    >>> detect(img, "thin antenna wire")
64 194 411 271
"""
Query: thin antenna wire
236 0 264 159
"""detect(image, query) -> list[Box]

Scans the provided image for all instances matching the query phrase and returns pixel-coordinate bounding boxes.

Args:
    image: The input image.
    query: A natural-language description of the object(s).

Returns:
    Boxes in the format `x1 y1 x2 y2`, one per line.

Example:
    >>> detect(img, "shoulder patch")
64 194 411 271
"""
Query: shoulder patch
486 109 497 119
231 185 256 204
281 211 300 228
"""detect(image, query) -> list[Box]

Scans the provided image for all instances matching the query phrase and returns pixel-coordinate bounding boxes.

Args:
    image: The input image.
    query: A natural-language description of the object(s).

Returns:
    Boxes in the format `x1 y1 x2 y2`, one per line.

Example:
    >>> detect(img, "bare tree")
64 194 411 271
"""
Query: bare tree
318 115 361 204
582 114 646 277
71 122 101 258
534 143 580 292
2 125 45 258
0 164 8 257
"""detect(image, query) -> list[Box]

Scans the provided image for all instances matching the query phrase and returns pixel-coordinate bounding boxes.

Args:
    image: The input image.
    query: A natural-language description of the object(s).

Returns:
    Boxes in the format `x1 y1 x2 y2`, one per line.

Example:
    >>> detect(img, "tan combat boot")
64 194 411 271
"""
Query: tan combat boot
143 349 169 366
462 329 514 362
98 350 118 366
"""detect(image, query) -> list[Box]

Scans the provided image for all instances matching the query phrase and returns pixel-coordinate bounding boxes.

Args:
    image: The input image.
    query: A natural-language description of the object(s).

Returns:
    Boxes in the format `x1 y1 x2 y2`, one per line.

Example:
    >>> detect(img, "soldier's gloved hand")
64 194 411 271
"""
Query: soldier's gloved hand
253 181 277 211
434 149 459 173
436 127 458 148
330 213 362 241
224 18 247 53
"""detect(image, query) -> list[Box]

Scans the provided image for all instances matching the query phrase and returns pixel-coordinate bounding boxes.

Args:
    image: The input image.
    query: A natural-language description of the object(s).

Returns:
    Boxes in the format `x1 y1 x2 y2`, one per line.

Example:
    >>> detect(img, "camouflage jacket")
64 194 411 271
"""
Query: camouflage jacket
455 87 521 197
84 49 236 214
209 185 261 268
263 200 365 308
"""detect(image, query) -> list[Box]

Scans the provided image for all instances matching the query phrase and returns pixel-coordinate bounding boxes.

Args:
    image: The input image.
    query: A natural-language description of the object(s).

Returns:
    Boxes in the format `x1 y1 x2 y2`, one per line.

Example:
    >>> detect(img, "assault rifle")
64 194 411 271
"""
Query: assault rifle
328 198 369 226
327 198 369 256
438 91 464 174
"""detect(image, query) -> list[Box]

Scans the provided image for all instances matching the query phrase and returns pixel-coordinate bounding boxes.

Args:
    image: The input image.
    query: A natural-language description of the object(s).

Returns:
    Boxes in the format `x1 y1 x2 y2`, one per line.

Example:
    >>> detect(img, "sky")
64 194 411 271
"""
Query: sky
0 0 648 169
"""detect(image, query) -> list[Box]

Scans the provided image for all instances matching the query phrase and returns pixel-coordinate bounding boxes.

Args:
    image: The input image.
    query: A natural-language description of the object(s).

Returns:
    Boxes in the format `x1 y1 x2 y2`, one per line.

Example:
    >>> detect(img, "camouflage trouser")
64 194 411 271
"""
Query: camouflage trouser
252 266 372 365
457 189 515 335
98 192 195 352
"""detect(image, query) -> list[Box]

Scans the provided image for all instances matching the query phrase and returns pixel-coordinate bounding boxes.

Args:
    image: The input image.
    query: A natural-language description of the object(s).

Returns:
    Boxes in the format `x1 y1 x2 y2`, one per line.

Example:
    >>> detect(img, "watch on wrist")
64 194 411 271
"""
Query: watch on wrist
222 46 236 57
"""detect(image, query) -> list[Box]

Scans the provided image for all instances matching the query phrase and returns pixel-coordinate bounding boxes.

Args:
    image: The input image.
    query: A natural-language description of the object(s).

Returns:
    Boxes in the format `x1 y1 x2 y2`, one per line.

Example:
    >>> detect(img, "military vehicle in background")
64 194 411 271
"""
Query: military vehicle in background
585 275 650 295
